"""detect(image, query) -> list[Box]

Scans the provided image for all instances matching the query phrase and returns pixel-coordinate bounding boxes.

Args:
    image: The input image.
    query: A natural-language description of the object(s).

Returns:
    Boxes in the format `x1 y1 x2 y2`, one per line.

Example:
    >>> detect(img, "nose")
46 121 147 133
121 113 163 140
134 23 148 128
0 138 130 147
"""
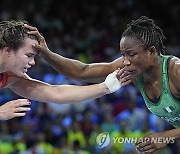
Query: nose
29 58 35 66
123 57 131 66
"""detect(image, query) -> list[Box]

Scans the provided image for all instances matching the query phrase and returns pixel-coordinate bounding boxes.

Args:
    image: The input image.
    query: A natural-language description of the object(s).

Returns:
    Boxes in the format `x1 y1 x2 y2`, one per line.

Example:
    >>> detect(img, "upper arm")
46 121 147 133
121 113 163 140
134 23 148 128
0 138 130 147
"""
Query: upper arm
81 57 124 82
169 57 180 92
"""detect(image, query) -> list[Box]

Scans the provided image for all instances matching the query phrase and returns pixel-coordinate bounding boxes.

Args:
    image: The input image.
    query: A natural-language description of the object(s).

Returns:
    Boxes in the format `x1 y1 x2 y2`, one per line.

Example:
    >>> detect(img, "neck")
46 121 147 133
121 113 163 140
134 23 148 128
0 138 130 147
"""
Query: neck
143 55 162 84
0 53 7 73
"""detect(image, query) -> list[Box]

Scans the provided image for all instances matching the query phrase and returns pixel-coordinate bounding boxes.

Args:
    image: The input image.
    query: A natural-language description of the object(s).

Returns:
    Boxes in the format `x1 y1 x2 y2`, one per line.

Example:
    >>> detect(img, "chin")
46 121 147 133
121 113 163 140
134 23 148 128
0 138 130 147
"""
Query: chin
14 71 25 77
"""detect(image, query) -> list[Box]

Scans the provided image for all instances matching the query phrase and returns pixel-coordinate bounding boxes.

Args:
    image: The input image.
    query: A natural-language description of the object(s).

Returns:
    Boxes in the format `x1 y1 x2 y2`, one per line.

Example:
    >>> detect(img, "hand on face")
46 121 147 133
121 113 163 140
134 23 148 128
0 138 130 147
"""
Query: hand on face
0 99 31 120
117 68 132 86
135 132 171 153
104 68 132 93
24 24 50 56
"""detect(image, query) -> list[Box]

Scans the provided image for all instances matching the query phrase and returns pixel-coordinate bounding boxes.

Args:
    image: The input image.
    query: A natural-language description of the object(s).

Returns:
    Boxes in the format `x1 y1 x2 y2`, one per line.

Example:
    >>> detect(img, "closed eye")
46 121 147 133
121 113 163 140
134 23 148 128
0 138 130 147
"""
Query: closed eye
26 53 36 58
129 53 136 56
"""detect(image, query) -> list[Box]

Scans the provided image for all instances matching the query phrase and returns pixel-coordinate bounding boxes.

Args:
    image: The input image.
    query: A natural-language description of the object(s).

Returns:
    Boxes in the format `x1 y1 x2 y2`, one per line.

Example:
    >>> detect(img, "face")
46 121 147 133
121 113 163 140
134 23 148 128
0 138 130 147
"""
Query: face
120 37 152 79
7 38 38 76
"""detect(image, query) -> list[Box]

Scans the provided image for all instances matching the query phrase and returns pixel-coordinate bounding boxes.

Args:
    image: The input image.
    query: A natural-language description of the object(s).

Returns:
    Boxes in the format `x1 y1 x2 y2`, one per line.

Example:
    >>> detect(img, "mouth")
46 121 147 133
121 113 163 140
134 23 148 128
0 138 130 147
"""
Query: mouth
23 68 28 73
127 70 135 74
24 67 30 73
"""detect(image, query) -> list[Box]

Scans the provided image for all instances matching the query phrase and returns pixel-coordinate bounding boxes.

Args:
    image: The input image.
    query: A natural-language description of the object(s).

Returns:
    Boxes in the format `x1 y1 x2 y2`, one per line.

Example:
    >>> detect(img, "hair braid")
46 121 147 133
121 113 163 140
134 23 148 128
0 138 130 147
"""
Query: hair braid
122 16 166 55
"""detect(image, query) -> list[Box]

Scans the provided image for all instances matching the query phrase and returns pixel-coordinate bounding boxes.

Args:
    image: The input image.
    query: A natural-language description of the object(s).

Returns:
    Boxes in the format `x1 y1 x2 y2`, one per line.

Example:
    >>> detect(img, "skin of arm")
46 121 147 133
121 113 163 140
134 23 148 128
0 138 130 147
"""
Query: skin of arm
7 74 109 104
169 57 180 97
42 51 124 82
7 71 123 104
24 24 124 82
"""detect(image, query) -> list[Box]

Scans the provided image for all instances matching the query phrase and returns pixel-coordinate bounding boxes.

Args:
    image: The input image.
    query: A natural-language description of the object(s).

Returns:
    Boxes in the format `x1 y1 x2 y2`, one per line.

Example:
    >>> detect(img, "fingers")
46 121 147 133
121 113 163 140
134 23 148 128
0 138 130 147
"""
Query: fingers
32 44 43 50
135 137 151 146
0 99 31 120
24 24 49 55
13 112 27 118
13 99 31 118
24 24 37 31
12 99 31 108
13 99 31 114
144 148 156 153
14 107 31 113
118 70 131 86
141 144 155 153
136 144 156 153
116 68 133 86
32 43 47 51
135 138 157 153
136 140 151 150
117 68 125 76
121 79 131 86
24 24 45 42
27 30 44 41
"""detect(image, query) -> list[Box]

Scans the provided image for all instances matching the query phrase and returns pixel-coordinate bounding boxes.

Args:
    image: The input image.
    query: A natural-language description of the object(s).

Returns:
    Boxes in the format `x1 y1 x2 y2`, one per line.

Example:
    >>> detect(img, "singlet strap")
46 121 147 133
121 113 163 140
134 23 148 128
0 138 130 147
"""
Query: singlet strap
162 55 173 93
0 72 8 88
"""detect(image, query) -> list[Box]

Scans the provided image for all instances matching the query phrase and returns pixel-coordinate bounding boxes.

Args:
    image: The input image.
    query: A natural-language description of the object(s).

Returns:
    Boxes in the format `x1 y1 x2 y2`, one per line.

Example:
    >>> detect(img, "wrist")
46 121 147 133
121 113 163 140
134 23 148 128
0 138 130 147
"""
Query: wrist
43 49 53 59
100 83 110 94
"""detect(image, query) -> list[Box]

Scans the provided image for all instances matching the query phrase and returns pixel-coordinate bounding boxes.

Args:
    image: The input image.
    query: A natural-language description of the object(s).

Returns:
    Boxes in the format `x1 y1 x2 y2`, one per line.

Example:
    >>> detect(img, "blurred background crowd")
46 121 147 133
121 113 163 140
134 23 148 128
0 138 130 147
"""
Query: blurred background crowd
0 0 180 153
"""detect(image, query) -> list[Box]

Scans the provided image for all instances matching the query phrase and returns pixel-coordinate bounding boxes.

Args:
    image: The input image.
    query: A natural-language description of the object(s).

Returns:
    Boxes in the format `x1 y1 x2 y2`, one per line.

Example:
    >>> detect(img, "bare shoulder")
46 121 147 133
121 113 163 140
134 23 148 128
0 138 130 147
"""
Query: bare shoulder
169 56 180 90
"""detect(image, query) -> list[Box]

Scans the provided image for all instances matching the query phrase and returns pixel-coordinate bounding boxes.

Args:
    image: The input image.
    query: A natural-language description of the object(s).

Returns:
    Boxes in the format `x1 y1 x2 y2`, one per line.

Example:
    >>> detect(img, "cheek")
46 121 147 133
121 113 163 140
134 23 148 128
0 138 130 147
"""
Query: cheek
131 56 146 69
15 56 27 66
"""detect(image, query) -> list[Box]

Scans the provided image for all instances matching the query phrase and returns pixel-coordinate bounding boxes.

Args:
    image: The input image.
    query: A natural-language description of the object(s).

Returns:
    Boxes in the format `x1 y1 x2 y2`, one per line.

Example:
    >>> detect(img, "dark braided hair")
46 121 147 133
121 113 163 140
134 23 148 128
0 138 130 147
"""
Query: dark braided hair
0 20 37 51
122 16 166 55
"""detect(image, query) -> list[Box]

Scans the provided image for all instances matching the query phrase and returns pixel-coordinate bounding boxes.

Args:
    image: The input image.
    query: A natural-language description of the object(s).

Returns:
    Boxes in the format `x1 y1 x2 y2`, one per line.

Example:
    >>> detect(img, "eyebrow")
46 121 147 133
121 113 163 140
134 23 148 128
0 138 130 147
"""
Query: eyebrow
120 49 134 53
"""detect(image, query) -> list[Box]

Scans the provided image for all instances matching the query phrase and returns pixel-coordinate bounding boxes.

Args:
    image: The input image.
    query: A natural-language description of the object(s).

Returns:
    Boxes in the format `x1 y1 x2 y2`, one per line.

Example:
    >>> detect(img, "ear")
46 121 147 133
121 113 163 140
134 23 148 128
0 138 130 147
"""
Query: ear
148 46 157 55
2 47 13 56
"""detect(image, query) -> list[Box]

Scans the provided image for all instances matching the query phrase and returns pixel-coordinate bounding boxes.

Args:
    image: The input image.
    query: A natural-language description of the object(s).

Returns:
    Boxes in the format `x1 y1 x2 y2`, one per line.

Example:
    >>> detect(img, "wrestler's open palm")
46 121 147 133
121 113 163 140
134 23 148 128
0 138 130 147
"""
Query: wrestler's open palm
0 99 31 120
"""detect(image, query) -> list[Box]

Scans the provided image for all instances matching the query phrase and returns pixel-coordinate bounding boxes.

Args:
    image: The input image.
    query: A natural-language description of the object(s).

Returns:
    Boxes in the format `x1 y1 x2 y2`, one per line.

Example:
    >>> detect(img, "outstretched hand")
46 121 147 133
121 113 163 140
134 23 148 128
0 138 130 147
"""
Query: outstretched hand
24 24 50 55
117 68 132 86
0 99 31 120
104 68 131 93
135 132 173 153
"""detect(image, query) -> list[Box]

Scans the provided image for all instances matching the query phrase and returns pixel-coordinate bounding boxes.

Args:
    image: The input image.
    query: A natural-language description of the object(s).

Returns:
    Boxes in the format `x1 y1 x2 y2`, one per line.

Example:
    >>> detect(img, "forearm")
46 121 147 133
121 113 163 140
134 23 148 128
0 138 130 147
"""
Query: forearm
164 128 180 140
42 50 89 80
9 77 111 104
42 50 118 82
11 82 109 104
57 83 109 103
10 69 122 104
